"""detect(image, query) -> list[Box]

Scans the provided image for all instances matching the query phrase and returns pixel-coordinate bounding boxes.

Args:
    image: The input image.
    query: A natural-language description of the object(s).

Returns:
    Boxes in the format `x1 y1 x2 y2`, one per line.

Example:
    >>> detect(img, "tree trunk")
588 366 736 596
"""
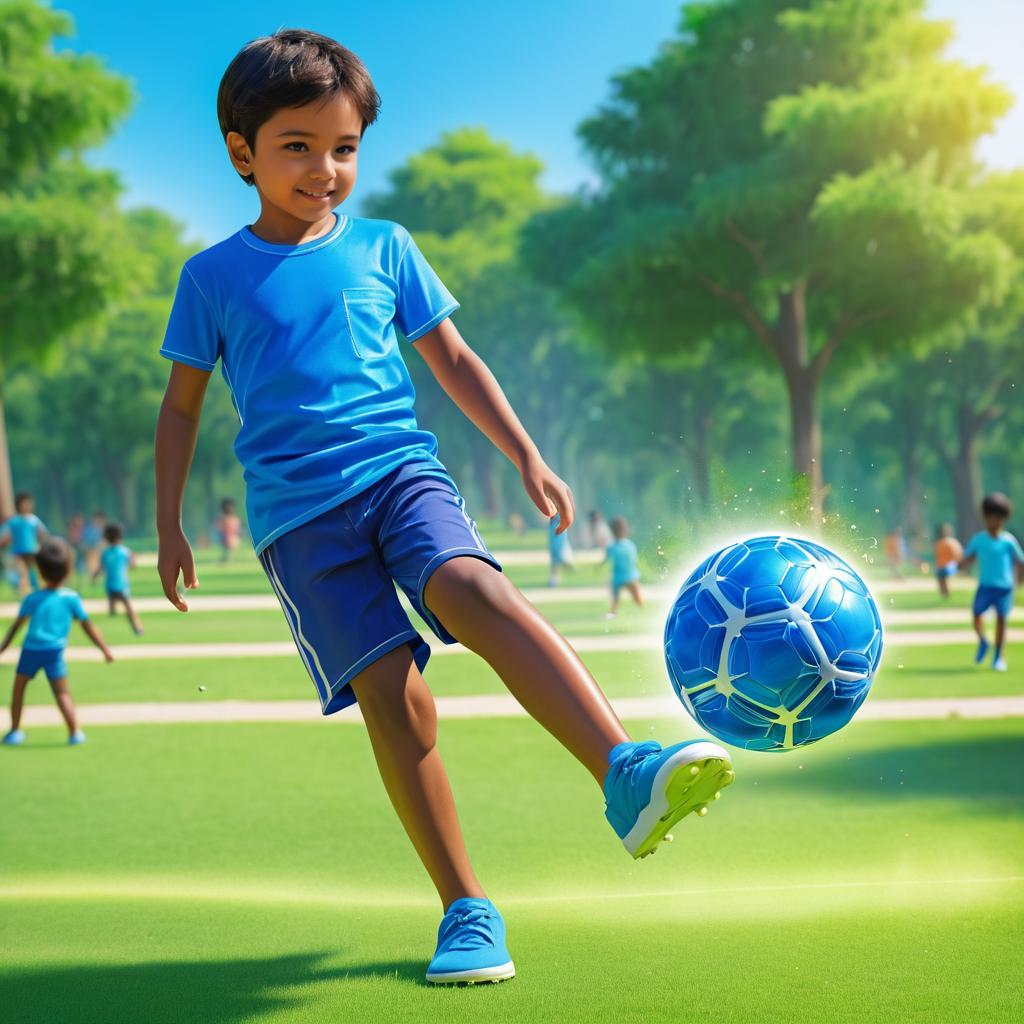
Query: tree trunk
901 450 924 545
952 409 984 538
0 378 15 520
776 287 824 517
685 410 712 511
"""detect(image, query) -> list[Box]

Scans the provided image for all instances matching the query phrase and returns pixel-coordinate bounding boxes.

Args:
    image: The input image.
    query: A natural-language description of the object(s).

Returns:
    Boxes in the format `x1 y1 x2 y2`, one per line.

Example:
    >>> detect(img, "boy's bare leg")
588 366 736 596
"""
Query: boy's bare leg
627 582 644 607
350 645 487 911
9 673 30 730
48 677 78 736
108 595 117 616
16 557 29 596
425 557 631 785
994 615 1006 655
609 587 620 616
973 613 986 643
123 596 143 633
938 574 949 598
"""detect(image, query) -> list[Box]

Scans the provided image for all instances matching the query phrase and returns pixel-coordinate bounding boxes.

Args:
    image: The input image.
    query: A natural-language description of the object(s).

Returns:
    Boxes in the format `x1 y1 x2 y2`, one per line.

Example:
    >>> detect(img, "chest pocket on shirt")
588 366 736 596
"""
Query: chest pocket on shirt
342 288 397 360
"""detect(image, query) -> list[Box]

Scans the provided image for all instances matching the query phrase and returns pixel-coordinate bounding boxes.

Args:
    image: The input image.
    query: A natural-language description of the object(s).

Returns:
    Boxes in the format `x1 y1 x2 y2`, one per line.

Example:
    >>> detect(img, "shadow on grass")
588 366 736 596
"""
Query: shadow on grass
772 732 1024 806
0 952 431 1022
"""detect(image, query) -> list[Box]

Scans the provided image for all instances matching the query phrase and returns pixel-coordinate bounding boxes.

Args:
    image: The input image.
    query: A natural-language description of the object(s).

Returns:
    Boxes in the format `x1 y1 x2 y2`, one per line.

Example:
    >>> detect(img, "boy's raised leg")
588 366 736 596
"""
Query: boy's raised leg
424 557 630 784
349 645 487 911
8 673 31 732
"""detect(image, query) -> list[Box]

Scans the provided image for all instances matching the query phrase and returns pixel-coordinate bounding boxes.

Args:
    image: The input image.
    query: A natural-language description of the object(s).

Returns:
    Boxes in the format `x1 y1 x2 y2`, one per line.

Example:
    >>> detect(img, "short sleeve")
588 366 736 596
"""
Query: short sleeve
963 533 979 557
70 594 88 622
17 593 33 618
160 264 222 371
1011 535 1024 563
393 231 459 341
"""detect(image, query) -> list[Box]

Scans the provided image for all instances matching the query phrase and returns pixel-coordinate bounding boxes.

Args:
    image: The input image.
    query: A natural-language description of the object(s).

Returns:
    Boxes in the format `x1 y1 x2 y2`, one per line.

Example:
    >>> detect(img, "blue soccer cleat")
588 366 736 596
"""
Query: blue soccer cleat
68 731 86 746
2 729 25 746
604 739 735 859
426 897 515 985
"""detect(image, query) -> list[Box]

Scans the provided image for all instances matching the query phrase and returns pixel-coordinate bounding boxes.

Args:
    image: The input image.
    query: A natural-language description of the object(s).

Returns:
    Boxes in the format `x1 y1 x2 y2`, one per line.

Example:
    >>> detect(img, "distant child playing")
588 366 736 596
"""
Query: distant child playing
0 491 48 595
958 492 1024 672
94 522 143 636
599 516 643 618
153 29 735 985
933 523 963 599
547 511 574 587
1 538 114 746
214 498 242 563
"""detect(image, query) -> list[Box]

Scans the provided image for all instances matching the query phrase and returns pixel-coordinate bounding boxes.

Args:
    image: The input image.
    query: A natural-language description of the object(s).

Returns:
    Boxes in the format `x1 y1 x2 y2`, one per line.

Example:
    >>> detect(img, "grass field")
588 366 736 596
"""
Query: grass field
2 541 1022 1022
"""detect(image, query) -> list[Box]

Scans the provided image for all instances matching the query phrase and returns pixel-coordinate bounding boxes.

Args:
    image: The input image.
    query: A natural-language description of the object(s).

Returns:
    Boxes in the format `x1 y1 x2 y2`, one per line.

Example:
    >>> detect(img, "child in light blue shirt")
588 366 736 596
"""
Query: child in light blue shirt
959 492 1024 671
93 521 143 636
0 491 48 594
599 516 644 618
1 537 114 746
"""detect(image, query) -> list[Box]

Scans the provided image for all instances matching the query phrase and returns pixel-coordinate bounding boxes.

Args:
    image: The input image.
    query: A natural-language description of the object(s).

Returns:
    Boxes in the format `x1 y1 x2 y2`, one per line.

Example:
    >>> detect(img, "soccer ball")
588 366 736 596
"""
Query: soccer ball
664 535 883 751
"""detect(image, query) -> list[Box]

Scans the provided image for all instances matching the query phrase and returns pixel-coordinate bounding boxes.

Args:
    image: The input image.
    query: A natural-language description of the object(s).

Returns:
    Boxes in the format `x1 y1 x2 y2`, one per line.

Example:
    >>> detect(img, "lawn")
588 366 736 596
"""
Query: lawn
1 716 1021 1023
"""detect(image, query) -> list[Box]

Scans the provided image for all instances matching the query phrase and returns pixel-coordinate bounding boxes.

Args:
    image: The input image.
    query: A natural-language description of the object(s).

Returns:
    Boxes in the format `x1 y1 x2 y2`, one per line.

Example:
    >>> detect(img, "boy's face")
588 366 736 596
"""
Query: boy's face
227 92 362 225
984 512 1007 532
16 498 32 514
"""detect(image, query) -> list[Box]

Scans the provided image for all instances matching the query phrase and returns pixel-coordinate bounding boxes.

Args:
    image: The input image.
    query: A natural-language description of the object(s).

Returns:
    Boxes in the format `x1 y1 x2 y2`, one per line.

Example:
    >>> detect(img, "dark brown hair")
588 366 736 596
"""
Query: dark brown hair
36 538 71 584
981 492 1012 520
103 521 124 544
217 28 381 186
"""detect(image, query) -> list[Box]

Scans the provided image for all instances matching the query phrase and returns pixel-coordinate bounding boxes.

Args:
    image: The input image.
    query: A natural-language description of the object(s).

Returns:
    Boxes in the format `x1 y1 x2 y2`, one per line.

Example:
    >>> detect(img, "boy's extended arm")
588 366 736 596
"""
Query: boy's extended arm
80 620 114 662
0 617 26 654
414 319 575 530
155 362 212 611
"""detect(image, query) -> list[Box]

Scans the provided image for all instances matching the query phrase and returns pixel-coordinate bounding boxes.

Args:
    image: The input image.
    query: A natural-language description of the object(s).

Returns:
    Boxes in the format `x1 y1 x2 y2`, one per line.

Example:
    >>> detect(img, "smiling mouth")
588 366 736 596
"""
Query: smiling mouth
297 188 335 199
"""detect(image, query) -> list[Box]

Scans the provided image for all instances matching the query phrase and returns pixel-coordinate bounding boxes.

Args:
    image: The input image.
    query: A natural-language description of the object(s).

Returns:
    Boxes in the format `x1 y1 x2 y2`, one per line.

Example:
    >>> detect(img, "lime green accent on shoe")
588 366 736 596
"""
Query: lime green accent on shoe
632 757 735 860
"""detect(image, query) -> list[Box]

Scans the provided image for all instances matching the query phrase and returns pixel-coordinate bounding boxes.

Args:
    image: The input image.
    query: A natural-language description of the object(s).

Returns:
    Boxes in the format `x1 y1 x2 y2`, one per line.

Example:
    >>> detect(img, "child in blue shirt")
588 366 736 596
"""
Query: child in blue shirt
1 537 114 746
599 516 644 618
959 492 1024 671
154 29 735 985
93 521 143 636
0 491 48 595
547 512 574 586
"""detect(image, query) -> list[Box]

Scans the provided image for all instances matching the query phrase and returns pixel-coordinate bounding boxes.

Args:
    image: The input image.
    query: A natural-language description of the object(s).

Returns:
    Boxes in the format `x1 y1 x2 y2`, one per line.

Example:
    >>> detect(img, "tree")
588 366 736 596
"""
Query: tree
522 0 1015 514
0 0 135 515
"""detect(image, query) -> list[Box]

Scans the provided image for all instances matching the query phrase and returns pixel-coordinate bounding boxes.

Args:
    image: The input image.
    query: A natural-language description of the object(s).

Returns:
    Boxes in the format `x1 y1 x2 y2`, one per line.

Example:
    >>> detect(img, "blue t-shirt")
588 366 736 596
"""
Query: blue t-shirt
607 538 640 585
1 513 46 554
18 587 88 651
100 544 132 593
964 530 1024 590
160 213 459 554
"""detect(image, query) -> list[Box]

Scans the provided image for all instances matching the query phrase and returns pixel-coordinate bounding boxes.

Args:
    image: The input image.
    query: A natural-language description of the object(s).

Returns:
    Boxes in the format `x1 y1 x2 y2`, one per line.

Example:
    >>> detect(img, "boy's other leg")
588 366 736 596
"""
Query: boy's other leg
15 556 29 596
938 572 949 598
627 582 644 607
9 673 31 731
48 677 79 736
122 596 144 634
607 585 621 617
349 644 487 911
973 611 989 664
993 614 1007 669
108 594 117 617
425 558 630 785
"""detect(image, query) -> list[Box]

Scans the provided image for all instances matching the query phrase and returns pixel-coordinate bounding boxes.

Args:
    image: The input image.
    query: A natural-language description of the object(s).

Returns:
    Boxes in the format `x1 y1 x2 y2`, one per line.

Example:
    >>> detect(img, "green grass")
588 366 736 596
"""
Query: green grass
15 642 1022 709
1 716 1021 1023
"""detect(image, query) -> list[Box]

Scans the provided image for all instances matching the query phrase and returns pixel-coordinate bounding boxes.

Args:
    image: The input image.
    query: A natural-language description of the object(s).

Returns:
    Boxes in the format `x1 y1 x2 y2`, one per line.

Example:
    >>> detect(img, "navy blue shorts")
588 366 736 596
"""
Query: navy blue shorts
16 647 68 682
973 585 1013 618
258 460 501 715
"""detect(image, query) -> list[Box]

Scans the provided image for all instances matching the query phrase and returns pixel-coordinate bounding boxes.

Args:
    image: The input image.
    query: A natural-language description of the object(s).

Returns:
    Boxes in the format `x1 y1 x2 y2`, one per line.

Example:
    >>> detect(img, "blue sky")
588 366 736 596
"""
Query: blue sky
52 0 1024 247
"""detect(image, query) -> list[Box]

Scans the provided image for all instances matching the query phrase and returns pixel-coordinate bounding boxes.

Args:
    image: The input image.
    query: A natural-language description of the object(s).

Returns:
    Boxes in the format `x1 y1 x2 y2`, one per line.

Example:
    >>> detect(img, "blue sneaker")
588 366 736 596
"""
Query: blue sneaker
426 897 515 985
68 731 86 746
975 638 989 664
2 729 25 746
604 739 735 859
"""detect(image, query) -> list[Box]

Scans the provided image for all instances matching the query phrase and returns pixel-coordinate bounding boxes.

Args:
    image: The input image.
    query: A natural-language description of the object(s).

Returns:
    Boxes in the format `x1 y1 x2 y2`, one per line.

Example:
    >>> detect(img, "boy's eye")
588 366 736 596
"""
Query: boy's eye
283 143 356 154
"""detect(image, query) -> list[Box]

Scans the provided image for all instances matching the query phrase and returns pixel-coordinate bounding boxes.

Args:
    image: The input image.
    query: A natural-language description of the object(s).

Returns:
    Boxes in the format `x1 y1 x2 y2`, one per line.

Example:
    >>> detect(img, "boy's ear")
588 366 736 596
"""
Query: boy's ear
225 130 253 175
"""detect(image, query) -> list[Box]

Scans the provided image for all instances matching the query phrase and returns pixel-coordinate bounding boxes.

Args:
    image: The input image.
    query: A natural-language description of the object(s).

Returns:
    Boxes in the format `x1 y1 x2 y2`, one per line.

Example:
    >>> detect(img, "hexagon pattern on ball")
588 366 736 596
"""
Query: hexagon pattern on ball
664 535 883 751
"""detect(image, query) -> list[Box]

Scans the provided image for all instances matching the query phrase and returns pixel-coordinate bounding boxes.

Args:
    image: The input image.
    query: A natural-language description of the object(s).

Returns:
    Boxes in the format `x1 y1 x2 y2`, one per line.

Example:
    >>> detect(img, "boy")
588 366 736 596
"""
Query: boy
214 498 242 563
599 516 643 618
933 523 962 599
93 522 143 636
958 492 1024 672
155 29 735 985
1 538 114 746
0 491 48 595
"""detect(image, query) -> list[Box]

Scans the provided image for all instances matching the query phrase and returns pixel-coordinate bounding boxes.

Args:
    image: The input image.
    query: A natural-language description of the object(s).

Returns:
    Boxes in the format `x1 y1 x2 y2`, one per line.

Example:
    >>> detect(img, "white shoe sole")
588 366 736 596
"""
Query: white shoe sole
426 960 516 984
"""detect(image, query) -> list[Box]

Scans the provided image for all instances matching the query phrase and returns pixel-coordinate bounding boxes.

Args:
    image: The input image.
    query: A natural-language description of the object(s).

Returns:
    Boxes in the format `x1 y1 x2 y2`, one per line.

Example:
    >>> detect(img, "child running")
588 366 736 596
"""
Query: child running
934 523 963 599
94 522 143 636
547 511 574 587
1 537 114 746
214 498 242 563
600 516 643 618
958 492 1024 672
154 29 735 986
0 491 48 595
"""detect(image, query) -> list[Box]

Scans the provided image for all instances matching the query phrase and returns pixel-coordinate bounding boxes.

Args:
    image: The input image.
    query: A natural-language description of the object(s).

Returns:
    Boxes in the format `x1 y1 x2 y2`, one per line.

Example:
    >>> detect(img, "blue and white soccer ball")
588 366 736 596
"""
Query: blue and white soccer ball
664 535 883 751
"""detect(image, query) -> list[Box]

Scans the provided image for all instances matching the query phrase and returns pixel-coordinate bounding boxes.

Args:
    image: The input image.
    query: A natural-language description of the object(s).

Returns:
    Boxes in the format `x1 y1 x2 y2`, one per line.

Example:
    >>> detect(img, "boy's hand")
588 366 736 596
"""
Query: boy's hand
519 453 575 533
158 528 199 612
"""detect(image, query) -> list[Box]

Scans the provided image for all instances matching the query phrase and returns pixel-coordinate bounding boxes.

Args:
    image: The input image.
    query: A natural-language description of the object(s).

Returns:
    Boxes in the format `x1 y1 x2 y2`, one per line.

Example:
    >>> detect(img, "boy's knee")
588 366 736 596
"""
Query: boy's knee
426 558 516 620
353 655 437 751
